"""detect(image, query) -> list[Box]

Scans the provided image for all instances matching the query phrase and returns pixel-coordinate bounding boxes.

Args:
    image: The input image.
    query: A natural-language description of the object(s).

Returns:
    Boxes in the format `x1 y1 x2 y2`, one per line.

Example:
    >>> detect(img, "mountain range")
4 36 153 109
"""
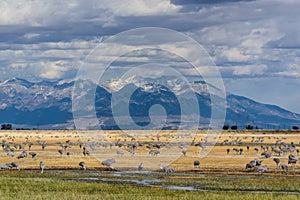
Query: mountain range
0 77 299 130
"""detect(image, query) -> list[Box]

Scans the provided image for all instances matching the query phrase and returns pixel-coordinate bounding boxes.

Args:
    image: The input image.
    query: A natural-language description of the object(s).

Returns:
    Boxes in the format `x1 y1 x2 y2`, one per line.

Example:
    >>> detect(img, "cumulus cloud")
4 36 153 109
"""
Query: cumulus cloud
221 48 250 62
0 0 180 28
38 61 69 79
232 64 268 76
0 0 300 111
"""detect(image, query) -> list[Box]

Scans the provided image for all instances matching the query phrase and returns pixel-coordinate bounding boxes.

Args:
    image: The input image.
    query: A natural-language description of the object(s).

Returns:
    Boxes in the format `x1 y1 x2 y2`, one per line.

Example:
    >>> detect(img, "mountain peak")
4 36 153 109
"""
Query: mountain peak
0 77 298 129
1 78 34 88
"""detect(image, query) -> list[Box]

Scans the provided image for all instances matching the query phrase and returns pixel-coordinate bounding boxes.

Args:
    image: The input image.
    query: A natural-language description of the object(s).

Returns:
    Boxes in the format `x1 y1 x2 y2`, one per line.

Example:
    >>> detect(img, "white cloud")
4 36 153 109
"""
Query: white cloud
32 61 69 79
0 39 96 81
23 33 40 40
0 0 180 27
10 63 27 68
232 65 268 76
0 0 63 26
274 63 300 78
241 27 283 55
98 0 181 16
221 48 250 62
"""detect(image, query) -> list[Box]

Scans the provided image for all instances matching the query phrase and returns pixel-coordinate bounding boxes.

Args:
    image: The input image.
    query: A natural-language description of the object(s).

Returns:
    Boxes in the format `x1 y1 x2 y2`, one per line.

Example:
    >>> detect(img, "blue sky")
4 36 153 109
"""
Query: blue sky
0 0 300 113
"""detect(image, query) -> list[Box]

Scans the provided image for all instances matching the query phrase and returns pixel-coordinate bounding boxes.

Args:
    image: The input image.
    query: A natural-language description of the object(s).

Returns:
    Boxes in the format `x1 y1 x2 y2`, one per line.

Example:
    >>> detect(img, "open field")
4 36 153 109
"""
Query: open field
0 130 299 173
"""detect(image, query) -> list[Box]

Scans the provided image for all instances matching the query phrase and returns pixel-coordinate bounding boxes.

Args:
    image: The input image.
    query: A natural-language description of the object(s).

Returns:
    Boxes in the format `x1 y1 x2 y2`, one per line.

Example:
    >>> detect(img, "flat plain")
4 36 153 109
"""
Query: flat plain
0 130 299 172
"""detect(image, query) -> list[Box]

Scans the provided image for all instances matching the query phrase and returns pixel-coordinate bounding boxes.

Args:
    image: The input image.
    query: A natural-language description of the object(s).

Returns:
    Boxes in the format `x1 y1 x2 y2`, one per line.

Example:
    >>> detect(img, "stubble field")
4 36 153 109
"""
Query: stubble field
0 130 299 173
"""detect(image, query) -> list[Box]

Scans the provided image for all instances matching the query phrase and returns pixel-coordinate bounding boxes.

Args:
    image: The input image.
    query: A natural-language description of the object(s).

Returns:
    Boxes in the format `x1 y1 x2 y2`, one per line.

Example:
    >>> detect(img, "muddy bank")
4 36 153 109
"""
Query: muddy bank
65 172 300 195
4 166 299 177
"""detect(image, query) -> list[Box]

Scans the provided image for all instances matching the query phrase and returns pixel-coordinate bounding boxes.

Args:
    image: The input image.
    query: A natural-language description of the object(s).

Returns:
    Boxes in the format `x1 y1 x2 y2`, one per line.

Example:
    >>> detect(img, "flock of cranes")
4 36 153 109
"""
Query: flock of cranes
244 154 298 174
0 131 299 175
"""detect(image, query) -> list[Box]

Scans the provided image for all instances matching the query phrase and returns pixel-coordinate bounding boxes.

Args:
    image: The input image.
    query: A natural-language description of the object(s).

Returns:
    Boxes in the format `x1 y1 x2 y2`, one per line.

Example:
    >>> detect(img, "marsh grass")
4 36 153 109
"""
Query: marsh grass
164 175 300 192
0 171 299 200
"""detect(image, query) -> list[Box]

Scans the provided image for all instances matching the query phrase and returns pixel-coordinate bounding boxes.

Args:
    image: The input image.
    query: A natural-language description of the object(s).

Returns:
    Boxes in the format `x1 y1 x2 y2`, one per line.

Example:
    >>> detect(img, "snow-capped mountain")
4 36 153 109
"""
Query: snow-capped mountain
0 77 299 130
103 75 220 96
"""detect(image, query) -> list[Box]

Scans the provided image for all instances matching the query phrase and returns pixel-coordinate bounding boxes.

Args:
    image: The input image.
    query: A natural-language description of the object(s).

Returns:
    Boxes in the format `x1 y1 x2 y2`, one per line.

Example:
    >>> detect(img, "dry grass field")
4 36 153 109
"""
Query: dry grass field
0 130 299 174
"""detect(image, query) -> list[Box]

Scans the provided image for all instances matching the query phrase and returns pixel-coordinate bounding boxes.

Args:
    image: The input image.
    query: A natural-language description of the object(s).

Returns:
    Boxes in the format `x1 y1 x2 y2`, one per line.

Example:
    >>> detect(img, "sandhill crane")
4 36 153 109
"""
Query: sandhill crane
17 151 27 159
7 151 14 157
239 148 243 155
246 162 255 170
288 154 298 170
273 149 282 156
273 158 280 169
280 163 288 174
58 150 64 156
246 160 262 170
1 140 7 149
256 160 262 166
41 143 47 151
233 148 240 154
138 163 143 171
160 164 174 174
29 152 37 159
0 164 10 170
149 150 160 157
261 151 272 158
226 148 230 155
79 161 86 170
194 160 200 168
83 147 90 156
117 150 124 157
7 162 20 171
40 161 45 174
101 158 116 169
254 166 268 173
128 149 135 156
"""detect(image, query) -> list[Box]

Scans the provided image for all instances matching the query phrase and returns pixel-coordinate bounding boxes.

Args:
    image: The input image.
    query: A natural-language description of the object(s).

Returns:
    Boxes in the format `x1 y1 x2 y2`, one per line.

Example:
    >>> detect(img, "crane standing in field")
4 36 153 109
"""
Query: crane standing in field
226 148 230 155
288 154 298 171
280 163 288 174
17 151 27 159
8 162 20 171
40 161 45 174
83 147 90 156
79 161 86 170
194 160 200 168
29 152 37 159
160 164 174 174
58 150 64 156
101 158 116 170
273 158 280 169
138 163 143 171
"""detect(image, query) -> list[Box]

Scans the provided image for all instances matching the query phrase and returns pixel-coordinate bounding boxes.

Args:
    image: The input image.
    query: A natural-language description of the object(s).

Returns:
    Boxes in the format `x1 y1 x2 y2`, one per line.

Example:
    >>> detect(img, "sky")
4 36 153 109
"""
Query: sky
0 0 300 113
